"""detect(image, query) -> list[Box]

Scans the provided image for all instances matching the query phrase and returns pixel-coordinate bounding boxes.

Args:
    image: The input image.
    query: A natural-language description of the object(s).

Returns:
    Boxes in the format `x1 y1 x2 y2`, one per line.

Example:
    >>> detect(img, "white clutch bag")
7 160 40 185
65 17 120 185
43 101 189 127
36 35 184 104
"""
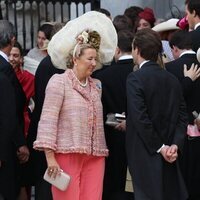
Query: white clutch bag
43 169 71 191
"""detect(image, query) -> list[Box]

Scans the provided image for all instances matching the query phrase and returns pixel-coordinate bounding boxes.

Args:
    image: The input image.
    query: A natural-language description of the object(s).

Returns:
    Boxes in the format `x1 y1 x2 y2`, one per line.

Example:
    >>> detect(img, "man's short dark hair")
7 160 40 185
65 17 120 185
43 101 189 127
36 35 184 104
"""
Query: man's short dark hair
113 15 133 32
169 30 192 50
0 20 16 49
118 30 134 53
124 6 143 29
133 29 162 62
185 0 200 17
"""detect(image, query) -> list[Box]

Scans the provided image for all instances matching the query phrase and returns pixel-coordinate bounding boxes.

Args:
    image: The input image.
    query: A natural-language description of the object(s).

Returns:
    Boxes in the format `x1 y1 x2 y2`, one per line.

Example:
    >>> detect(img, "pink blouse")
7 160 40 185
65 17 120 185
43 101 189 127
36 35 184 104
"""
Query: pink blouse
34 69 108 157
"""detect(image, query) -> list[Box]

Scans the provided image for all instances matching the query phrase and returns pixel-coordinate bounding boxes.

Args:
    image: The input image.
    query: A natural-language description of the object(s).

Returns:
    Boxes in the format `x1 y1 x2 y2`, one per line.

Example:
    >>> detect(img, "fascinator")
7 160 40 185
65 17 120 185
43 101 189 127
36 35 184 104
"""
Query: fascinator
47 11 117 70
176 16 189 30
139 8 155 27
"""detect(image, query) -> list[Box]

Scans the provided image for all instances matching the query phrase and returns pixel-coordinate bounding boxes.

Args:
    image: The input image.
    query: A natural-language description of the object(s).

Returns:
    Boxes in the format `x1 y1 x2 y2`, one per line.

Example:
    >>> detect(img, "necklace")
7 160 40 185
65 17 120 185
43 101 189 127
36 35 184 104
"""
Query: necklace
71 70 88 87
78 78 88 87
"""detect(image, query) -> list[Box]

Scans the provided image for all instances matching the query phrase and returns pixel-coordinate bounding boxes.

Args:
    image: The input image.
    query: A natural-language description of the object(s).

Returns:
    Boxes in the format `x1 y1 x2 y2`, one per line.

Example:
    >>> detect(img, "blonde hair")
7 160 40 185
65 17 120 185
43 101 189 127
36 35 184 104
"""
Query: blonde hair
66 30 101 69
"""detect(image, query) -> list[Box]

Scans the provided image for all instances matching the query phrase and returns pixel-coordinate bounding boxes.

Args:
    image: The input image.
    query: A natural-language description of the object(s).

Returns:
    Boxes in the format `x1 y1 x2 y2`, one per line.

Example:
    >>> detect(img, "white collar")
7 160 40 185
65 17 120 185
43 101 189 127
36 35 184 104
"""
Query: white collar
139 60 150 69
118 55 133 61
194 22 200 30
179 50 196 58
0 50 8 62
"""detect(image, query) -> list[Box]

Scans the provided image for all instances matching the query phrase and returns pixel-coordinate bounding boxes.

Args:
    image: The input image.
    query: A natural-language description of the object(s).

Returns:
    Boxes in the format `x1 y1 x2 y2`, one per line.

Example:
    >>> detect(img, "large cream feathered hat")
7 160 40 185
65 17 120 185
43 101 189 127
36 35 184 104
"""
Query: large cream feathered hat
47 11 117 70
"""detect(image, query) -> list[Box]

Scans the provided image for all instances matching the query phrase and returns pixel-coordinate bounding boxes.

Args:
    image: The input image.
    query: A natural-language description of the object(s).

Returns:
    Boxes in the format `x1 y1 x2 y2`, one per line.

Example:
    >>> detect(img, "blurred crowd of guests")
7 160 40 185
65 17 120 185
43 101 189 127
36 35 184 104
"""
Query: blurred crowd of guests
1 0 200 200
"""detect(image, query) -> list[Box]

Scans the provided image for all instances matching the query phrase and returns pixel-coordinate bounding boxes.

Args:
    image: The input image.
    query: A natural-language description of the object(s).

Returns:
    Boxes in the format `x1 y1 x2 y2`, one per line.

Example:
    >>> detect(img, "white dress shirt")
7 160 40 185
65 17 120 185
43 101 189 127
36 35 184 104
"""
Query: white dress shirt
0 50 9 62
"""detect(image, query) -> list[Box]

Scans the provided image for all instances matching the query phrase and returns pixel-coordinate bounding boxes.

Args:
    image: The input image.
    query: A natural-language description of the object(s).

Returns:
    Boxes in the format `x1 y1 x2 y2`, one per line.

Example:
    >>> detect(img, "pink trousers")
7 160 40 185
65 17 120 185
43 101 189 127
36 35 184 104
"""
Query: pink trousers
52 153 105 200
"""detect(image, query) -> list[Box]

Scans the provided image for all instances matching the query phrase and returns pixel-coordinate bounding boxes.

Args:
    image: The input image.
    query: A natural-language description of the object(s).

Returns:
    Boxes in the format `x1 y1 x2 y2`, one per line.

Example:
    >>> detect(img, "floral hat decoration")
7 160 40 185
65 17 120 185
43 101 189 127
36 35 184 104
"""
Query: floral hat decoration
72 30 101 58
47 11 118 70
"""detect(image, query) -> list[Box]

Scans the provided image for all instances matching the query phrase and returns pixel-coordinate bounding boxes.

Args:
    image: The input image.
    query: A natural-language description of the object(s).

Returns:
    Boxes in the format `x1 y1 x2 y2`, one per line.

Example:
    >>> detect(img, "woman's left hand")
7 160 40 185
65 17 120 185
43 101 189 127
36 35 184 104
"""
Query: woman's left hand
45 149 61 179
47 163 61 179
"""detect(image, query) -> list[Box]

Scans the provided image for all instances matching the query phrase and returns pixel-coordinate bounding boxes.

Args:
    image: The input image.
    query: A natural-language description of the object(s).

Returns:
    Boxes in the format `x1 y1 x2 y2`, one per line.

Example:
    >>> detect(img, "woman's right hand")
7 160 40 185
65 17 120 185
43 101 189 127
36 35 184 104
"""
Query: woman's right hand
183 63 200 81
45 149 61 179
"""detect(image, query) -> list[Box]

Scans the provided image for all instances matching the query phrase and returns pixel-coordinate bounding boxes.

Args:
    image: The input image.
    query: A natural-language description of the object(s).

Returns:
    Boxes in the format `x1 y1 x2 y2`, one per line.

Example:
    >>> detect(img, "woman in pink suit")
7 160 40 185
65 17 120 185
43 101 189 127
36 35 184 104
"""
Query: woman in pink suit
33 11 117 200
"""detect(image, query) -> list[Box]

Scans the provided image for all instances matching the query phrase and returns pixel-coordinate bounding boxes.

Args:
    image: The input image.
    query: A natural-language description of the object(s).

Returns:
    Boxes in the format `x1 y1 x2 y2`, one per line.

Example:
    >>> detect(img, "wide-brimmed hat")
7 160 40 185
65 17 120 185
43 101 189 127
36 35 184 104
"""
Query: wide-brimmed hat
152 18 180 32
48 11 117 70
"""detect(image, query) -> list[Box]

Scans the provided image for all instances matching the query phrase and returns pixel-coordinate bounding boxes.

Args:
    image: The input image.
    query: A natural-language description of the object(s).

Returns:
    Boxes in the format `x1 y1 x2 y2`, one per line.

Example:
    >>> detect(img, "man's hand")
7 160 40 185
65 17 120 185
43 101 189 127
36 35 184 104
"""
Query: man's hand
165 144 178 163
160 145 170 162
17 145 29 164
160 144 178 163
115 120 126 131
184 63 200 81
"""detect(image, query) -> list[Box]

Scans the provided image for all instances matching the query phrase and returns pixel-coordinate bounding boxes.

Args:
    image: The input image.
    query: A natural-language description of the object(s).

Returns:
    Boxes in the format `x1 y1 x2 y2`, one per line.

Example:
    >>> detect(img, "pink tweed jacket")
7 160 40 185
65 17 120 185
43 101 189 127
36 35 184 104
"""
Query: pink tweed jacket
34 69 108 157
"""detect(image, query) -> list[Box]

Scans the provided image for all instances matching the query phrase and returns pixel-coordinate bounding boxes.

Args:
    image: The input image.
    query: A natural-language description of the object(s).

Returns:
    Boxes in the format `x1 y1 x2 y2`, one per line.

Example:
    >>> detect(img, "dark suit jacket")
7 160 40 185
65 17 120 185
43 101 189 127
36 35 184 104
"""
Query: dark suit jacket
93 59 133 197
189 26 200 52
94 59 133 117
126 61 188 200
165 53 200 124
27 55 64 182
0 55 26 147
0 73 17 199
166 53 200 199
92 64 110 77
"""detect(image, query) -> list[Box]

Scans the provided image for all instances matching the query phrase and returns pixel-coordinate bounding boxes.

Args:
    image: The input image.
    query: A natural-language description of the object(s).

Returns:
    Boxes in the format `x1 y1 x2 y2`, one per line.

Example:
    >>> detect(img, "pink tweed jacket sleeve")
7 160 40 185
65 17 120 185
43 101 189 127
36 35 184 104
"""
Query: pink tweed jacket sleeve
34 70 108 157
34 74 65 151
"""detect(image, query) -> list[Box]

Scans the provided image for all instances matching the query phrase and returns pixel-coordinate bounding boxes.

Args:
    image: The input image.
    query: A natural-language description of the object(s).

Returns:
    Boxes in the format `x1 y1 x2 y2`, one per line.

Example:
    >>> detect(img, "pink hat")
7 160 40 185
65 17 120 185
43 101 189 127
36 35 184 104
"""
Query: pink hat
177 16 189 30
139 8 156 27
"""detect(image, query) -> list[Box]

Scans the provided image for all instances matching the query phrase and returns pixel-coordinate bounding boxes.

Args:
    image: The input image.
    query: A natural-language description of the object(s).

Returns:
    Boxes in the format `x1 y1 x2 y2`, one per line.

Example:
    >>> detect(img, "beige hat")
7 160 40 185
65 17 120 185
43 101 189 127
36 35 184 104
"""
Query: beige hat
152 18 180 32
47 11 117 70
